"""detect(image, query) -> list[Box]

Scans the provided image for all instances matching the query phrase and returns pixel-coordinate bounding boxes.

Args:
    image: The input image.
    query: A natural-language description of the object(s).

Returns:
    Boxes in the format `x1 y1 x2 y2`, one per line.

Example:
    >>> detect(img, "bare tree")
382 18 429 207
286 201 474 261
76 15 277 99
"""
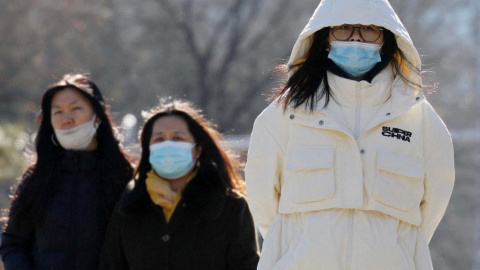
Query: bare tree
112 0 317 132
0 0 130 126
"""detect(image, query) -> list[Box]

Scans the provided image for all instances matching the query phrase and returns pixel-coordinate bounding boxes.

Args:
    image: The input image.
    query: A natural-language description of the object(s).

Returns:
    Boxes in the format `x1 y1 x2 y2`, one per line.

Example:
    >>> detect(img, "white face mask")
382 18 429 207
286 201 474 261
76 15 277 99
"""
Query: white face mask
54 115 99 150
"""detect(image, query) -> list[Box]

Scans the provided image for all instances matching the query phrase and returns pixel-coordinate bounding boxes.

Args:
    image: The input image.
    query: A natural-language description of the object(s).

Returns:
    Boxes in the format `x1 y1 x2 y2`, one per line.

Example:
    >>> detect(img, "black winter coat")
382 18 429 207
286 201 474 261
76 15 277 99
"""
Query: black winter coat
0 151 128 270
100 166 260 270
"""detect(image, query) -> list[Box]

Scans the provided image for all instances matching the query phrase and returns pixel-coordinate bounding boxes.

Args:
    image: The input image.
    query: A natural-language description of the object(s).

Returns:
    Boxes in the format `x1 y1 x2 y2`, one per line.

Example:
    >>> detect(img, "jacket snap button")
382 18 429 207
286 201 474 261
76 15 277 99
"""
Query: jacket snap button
386 112 391 116
290 114 295 120
319 120 324 125
360 149 365 154
162 234 170 242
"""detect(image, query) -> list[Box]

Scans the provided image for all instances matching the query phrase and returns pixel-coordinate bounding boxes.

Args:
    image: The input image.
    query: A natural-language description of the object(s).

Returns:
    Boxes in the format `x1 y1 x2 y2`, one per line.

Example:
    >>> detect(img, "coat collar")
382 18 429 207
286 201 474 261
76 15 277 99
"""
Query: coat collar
328 68 394 108
119 164 227 220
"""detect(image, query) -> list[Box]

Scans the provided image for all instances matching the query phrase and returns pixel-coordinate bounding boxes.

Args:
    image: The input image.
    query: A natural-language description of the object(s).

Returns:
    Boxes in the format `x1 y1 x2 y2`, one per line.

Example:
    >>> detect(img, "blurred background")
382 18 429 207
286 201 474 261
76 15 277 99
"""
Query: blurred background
0 0 479 269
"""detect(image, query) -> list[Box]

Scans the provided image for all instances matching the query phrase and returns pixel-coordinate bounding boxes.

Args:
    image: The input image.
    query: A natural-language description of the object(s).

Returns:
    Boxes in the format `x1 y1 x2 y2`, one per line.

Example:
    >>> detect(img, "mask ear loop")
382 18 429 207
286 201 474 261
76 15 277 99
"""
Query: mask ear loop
326 37 332 52
51 133 60 147
92 114 101 129
193 143 201 168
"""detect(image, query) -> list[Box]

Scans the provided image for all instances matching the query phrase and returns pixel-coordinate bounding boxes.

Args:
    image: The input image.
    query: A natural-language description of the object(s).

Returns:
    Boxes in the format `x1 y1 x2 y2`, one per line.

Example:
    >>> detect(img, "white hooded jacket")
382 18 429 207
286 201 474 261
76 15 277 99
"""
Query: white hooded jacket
245 0 455 269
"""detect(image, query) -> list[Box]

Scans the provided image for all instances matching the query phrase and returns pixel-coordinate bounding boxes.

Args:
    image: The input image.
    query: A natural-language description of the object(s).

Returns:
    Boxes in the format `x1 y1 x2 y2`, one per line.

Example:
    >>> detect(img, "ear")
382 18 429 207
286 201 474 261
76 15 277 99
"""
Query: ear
95 115 102 126
194 145 202 160
326 40 333 52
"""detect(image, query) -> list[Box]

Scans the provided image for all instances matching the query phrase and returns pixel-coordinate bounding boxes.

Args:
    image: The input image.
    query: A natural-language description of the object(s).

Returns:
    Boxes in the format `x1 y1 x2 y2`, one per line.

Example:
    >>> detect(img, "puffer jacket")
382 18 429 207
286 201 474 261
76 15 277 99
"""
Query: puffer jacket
0 150 124 270
245 0 455 269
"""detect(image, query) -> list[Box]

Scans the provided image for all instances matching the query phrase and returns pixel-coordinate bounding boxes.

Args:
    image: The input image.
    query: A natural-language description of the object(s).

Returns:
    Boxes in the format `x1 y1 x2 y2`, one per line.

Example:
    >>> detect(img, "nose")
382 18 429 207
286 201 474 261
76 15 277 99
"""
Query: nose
61 113 74 128
349 28 363 42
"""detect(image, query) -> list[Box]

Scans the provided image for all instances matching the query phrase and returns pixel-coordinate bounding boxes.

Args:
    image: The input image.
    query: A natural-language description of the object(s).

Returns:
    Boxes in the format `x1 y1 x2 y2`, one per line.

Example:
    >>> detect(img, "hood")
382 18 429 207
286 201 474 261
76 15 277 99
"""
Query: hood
288 0 421 84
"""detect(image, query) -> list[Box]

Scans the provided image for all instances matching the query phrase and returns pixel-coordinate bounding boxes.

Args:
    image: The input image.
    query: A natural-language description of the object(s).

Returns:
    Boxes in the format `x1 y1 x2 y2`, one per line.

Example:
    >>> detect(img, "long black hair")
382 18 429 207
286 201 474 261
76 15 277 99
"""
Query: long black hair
8 74 133 229
272 27 421 110
135 100 245 196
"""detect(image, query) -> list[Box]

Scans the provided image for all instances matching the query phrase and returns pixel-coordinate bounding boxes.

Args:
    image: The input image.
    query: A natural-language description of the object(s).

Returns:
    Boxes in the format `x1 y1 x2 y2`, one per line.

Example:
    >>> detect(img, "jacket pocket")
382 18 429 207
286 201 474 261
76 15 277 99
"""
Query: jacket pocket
374 149 424 211
284 145 335 204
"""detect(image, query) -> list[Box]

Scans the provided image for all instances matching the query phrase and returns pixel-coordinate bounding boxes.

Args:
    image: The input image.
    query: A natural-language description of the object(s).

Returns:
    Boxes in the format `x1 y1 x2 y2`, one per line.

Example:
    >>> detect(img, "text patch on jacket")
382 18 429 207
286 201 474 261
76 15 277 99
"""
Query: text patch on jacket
381 126 412 142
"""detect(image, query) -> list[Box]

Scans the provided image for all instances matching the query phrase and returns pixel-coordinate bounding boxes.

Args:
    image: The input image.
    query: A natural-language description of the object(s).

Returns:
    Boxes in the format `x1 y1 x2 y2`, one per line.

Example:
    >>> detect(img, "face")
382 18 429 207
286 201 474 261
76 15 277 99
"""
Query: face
51 88 97 130
328 24 384 49
150 115 202 160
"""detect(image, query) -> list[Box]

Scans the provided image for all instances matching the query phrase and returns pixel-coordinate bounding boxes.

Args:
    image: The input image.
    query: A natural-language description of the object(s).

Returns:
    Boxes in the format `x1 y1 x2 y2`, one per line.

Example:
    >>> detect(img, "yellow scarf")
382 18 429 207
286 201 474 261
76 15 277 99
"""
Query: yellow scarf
145 170 196 222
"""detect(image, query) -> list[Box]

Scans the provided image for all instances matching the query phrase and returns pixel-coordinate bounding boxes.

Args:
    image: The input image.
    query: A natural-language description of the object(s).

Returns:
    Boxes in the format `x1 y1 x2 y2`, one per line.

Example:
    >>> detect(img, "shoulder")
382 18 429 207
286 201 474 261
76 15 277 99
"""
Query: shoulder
117 179 151 215
254 97 323 130
225 194 248 208
181 166 228 218
254 99 286 125
421 99 451 140
223 195 253 218
251 100 291 141
220 195 256 233
10 166 38 204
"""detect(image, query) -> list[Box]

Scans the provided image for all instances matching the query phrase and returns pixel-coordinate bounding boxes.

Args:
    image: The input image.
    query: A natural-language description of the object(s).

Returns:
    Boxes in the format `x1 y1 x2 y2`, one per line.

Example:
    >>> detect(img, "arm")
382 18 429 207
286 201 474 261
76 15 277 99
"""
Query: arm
245 117 284 238
226 197 260 270
420 140 455 243
99 211 129 270
0 218 35 270
419 102 456 243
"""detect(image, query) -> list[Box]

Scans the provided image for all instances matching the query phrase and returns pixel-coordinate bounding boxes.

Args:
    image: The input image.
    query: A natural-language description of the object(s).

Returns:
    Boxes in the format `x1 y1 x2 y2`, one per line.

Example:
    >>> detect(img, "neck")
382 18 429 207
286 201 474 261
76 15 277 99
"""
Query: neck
168 177 189 192
349 74 366 81
155 169 194 192
85 137 98 151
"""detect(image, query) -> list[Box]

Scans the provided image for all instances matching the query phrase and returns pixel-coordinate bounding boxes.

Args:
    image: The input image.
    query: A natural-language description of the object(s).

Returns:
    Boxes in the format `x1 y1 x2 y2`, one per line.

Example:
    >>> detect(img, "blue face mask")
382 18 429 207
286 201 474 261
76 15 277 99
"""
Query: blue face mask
149 141 196 180
328 41 382 77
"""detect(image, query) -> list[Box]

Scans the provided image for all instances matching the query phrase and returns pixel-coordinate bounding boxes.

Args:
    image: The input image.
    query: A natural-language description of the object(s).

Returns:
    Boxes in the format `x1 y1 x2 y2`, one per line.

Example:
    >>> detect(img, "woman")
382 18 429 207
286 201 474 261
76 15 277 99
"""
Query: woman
100 100 259 270
245 0 455 269
0 74 133 269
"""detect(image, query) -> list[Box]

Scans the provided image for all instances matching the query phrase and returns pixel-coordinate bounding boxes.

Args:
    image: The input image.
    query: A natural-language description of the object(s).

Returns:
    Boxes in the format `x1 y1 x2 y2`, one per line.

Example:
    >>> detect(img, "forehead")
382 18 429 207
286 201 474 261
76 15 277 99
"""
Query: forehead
51 88 91 106
152 115 190 133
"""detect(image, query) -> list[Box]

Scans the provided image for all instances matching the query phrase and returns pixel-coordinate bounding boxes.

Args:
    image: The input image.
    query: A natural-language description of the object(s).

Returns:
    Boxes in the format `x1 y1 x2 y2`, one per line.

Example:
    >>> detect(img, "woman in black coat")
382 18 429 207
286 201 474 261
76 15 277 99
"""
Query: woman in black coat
100 100 259 270
0 74 133 270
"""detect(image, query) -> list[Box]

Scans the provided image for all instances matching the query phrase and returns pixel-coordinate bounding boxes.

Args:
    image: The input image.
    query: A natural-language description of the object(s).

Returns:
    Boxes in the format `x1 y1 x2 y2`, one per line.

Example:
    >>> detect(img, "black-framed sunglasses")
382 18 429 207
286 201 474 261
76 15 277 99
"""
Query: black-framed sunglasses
331 24 384 42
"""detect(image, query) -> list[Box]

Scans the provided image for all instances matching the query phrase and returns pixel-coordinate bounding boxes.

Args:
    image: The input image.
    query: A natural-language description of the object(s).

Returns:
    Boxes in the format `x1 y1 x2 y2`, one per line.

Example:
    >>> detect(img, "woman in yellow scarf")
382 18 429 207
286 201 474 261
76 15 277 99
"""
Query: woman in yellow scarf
100 100 259 270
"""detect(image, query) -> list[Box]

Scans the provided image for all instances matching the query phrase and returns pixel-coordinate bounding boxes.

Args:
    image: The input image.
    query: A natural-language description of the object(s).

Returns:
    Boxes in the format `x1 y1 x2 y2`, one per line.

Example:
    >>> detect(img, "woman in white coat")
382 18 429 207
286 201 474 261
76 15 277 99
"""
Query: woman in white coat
245 0 455 269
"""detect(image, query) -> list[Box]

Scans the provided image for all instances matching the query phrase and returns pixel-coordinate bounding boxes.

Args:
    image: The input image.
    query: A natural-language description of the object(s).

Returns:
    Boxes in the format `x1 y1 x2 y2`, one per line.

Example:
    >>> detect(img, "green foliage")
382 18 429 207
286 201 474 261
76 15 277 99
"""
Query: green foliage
0 123 30 210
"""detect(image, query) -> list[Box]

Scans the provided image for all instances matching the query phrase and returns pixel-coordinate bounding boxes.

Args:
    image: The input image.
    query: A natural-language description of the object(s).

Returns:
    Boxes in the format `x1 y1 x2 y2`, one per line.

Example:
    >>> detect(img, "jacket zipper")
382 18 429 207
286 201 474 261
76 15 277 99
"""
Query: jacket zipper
346 209 354 270
354 82 361 139
346 82 361 269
